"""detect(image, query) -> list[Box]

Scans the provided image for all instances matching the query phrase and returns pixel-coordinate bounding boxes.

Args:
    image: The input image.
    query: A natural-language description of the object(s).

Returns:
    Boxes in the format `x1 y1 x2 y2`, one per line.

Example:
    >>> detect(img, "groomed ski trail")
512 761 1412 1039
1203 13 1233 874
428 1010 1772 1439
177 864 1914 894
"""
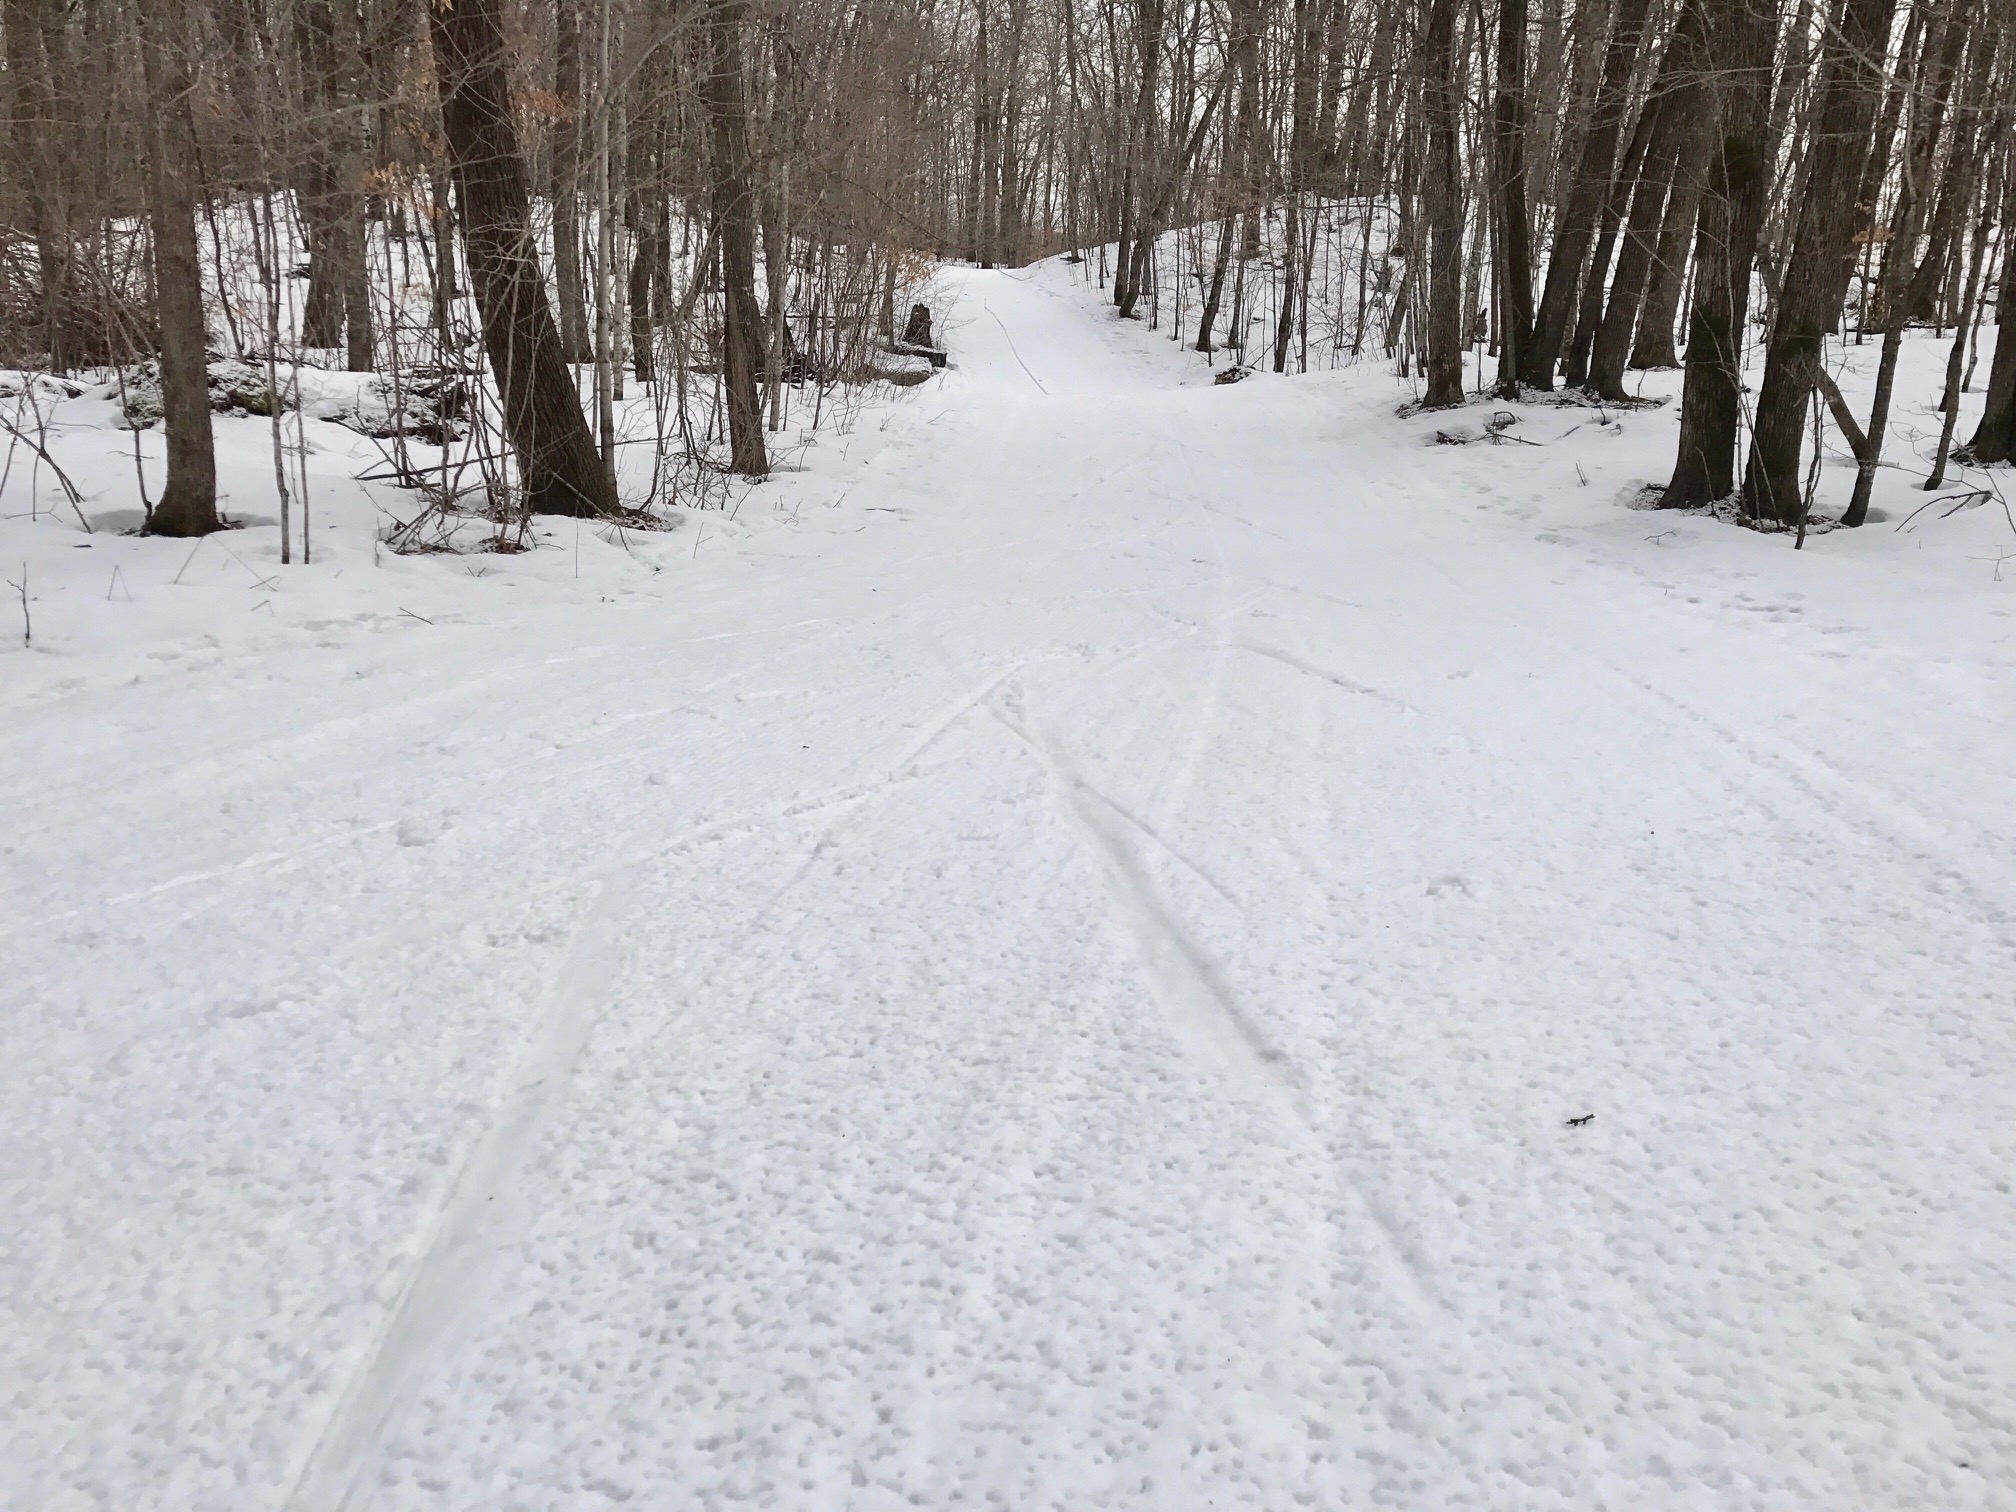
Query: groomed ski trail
6 263 2016 1512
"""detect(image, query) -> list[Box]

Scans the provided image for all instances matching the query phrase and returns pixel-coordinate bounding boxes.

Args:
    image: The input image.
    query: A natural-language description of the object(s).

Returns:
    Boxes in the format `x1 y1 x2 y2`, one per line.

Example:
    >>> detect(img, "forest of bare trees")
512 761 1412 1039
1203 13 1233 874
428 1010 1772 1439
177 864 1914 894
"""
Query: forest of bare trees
2 0 2012 537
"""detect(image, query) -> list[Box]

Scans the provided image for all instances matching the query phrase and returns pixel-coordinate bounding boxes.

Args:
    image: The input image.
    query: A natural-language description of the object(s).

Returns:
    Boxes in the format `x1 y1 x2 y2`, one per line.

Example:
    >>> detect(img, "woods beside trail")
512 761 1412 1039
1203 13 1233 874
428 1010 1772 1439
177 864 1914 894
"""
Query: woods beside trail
3 0 2014 541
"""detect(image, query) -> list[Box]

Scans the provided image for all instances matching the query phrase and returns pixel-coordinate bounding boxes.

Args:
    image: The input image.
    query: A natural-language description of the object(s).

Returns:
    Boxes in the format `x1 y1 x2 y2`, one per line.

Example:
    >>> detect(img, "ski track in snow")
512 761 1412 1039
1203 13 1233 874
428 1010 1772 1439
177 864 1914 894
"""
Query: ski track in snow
283 864 642 1512
6 259 2016 1511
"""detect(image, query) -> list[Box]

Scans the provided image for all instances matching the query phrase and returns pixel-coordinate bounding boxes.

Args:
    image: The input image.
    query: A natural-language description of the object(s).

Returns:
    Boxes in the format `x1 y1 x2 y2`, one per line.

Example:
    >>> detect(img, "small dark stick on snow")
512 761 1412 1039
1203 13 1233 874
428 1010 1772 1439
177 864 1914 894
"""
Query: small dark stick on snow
1565 1113 1594 1128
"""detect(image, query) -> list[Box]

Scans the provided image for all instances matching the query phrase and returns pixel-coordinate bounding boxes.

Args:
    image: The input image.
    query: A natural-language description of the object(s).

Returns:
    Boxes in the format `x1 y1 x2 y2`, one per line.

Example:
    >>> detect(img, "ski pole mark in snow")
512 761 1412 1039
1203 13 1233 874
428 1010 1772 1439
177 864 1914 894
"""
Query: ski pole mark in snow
744 658 1033 913
994 703 1301 1115
1234 639 1417 712
282 865 639 1512
985 304 1050 394
1620 668 2016 940
1068 761 1244 911
0 819 402 940
287 666 1029 1507
1067 781 1304 1112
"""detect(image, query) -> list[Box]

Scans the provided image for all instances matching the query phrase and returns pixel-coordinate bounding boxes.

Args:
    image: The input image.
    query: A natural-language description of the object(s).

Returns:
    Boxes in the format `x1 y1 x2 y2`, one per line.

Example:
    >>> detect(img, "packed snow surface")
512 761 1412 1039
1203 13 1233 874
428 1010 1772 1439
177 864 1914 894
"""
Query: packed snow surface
6 261 2016 1511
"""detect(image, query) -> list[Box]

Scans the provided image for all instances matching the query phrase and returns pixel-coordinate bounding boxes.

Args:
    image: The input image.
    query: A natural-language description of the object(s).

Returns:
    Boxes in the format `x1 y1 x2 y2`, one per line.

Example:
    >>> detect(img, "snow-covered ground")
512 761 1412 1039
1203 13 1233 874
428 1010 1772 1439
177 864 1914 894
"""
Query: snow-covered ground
5 259 2016 1510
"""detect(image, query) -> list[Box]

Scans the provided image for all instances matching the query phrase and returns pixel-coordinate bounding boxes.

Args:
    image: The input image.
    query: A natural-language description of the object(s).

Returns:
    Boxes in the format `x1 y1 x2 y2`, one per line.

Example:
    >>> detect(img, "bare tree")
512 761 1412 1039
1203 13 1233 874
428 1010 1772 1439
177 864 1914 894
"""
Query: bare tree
137 1 218 538
429 0 619 516
1739 0 1899 525
1660 0 1778 508
702 0 769 476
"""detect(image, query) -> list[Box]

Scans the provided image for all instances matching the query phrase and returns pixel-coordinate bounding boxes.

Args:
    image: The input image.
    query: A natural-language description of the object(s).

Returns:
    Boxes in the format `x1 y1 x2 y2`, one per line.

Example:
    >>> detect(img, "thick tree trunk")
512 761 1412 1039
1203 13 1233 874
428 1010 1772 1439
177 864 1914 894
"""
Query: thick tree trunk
1739 0 1898 524
1523 0 1655 389
299 162 345 349
973 2 994 265
1491 0 1534 396
1660 0 1777 509
340 217 375 373
701 0 770 476
1421 0 1466 407
138 3 218 538
428 0 618 517
1274 193 1301 371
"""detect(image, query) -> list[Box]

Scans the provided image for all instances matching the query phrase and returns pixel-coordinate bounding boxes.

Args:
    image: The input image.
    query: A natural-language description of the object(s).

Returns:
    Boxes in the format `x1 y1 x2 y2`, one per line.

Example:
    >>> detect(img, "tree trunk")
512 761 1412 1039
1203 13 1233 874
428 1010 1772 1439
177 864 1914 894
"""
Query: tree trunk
1421 0 1467 407
4 0 74 372
1197 207 1236 352
1840 16 1982 529
428 0 618 517
1230 0 1264 259
1588 0 1708 402
1523 0 1655 388
295 0 374 369
1274 0 1322 369
701 0 770 476
1961 146 2016 464
1629 124 1709 369
1928 151 1999 488
552 0 592 365
1491 0 1534 396
1563 98 1654 388
1739 0 1898 524
1659 0 1777 509
1114 0 1166 319
331 0 375 372
138 2 219 538
299 162 345 348
629 191 660 385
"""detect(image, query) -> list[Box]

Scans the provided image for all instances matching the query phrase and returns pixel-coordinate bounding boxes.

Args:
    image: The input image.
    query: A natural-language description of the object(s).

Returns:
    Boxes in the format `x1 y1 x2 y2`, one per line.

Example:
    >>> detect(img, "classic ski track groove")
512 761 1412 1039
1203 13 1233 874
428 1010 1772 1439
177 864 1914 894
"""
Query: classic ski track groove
281 661 1031 1508
282 867 639 1512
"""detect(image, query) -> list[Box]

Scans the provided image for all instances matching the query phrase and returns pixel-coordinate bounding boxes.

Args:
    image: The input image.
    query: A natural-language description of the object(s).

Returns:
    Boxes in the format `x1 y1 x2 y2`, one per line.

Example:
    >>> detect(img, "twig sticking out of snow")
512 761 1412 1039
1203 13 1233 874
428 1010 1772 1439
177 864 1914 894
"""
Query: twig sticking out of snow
1894 488 2014 538
6 562 27 645
0 409 93 535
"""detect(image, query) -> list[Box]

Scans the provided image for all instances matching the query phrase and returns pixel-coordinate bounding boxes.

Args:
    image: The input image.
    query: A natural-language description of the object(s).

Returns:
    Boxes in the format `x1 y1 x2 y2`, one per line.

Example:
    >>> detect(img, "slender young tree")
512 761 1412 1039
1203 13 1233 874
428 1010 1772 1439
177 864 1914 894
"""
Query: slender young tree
553 0 593 365
702 0 770 476
1963 165 2016 464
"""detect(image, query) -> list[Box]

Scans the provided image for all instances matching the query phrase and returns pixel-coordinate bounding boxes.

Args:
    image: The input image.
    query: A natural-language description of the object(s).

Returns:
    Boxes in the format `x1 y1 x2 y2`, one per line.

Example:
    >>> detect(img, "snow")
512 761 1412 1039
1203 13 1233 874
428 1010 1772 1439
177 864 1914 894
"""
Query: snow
5 256 2016 1511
